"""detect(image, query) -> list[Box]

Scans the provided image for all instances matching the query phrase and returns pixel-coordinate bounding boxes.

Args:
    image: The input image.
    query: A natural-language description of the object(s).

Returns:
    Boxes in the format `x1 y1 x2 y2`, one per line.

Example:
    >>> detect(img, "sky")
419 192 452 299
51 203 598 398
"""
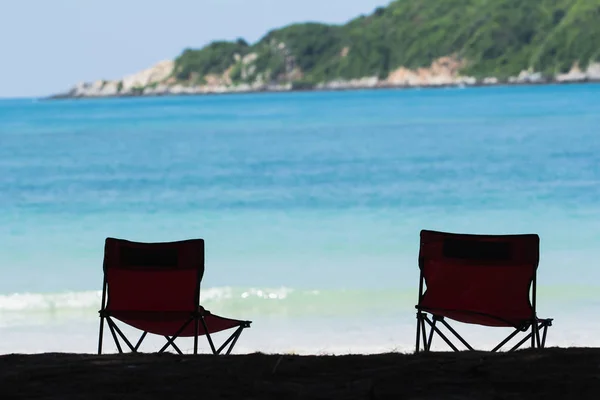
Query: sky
0 0 391 98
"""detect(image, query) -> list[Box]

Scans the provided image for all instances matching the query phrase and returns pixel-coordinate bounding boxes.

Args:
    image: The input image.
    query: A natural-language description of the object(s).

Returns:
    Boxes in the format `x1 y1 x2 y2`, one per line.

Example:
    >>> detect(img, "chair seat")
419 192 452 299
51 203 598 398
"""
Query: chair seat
109 309 250 337
416 305 550 329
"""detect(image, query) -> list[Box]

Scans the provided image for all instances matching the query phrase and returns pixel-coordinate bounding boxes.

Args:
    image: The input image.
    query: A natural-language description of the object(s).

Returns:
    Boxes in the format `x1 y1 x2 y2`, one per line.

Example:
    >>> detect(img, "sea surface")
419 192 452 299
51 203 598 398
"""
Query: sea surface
1 85 600 354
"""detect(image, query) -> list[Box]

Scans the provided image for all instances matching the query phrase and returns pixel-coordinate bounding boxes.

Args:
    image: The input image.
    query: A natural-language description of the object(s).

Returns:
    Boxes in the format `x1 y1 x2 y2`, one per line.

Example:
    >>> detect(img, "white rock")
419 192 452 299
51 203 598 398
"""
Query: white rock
510 70 544 84
242 53 258 65
459 76 477 85
586 63 600 80
556 72 587 82
120 60 174 92
97 81 120 96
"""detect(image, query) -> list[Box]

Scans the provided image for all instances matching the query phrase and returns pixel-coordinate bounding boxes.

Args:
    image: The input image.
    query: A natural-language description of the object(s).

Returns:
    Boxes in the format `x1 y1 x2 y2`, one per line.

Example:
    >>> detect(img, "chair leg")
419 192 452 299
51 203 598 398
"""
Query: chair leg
426 318 436 351
157 318 193 353
107 318 123 353
421 315 461 352
134 331 148 351
420 316 427 351
492 328 522 352
160 336 184 355
225 328 244 355
100 317 250 355
98 315 105 355
200 317 218 355
107 318 136 352
500 320 553 352
541 322 549 348
508 333 532 351
194 316 199 355
535 319 552 349
215 326 245 355
415 312 429 353
437 318 473 351
416 314 552 353
415 312 422 354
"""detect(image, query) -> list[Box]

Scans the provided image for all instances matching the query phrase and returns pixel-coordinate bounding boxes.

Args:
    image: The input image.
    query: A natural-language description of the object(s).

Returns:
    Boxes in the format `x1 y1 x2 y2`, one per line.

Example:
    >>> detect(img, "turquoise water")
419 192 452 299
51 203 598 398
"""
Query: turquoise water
1 85 600 354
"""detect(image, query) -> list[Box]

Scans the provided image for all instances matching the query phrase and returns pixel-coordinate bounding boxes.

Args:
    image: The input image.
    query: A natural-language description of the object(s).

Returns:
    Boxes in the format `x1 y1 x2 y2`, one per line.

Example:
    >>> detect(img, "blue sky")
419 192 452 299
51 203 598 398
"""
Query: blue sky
0 0 390 98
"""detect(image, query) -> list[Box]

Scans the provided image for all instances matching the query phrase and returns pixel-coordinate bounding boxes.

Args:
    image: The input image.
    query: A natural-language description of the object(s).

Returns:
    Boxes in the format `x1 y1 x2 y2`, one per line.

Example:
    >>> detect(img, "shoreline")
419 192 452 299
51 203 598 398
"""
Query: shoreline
44 79 600 101
2 347 599 399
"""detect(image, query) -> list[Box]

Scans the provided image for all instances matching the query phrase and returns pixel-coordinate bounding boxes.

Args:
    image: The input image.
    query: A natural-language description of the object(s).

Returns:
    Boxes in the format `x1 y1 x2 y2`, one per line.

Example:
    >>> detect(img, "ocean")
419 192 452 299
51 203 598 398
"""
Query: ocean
1 84 600 355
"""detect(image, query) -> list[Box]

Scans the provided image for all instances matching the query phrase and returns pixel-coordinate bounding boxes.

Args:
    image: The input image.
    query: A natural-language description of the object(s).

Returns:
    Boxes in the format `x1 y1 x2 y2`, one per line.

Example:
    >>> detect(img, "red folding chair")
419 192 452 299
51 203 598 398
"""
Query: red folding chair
415 230 552 353
98 237 251 355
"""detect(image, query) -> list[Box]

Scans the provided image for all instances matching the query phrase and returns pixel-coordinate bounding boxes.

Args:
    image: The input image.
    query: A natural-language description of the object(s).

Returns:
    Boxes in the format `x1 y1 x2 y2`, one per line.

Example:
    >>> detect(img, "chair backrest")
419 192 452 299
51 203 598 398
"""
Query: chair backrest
418 230 539 326
102 237 204 313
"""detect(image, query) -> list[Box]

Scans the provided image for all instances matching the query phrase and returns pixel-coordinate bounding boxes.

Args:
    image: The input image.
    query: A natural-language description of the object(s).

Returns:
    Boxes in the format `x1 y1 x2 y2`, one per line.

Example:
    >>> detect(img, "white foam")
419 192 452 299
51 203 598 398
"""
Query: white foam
0 291 101 312
0 287 294 312
1 287 599 354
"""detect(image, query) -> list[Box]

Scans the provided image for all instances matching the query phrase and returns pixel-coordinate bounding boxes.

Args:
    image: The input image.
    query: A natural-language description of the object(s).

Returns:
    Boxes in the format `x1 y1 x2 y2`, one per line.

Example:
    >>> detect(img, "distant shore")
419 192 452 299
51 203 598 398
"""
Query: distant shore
2 348 599 399
46 78 600 101
47 55 600 101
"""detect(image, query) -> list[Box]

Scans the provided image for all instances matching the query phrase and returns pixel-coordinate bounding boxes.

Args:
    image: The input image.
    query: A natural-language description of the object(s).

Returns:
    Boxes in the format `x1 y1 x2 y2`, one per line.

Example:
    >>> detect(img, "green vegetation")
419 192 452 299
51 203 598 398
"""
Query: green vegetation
174 40 249 81
172 0 600 85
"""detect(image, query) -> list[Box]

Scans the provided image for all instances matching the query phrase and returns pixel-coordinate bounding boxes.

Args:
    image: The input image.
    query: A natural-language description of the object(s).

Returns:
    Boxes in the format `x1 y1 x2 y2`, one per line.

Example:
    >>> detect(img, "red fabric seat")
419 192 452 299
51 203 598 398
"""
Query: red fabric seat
415 230 552 352
110 310 246 337
98 238 251 355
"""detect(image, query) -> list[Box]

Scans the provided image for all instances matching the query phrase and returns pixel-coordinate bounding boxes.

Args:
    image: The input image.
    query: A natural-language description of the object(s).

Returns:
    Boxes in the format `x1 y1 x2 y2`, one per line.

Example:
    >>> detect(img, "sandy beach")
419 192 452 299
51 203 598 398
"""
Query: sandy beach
1 347 598 399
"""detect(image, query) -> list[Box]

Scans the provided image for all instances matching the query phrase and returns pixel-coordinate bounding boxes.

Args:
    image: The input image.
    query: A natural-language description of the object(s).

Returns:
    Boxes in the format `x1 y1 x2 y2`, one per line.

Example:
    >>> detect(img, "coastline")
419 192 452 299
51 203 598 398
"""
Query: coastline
45 78 600 101
2 348 599 399
46 54 600 101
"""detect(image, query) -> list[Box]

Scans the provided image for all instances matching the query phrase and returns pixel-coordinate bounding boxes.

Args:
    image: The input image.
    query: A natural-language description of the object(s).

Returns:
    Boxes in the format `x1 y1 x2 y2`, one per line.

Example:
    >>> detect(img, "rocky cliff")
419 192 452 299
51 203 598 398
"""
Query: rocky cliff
52 57 600 99
51 0 600 99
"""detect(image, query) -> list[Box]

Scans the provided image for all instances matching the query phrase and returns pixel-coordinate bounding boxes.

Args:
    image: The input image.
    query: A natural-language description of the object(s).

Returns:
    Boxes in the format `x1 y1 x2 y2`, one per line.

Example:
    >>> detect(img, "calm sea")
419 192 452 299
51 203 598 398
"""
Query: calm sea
1 84 600 354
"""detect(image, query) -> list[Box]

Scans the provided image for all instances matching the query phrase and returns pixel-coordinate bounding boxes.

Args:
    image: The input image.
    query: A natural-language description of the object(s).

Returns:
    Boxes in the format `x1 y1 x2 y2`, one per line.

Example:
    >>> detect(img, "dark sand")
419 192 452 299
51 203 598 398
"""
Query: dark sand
1 348 599 399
